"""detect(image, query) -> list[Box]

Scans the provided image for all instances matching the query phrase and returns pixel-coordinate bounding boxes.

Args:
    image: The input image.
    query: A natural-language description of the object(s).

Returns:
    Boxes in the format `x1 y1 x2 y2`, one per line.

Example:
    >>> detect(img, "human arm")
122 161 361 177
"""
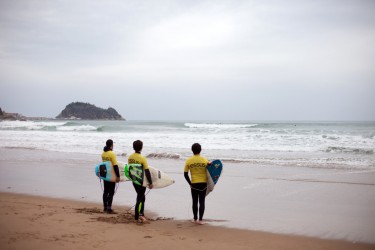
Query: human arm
113 165 120 182
184 172 192 186
205 156 211 166
112 153 120 182
141 156 153 188
145 169 153 189
184 161 192 186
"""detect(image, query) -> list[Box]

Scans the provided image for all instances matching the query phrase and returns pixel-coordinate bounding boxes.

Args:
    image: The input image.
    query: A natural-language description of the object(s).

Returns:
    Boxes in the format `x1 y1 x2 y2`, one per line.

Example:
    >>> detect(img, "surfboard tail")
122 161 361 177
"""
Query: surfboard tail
206 159 223 196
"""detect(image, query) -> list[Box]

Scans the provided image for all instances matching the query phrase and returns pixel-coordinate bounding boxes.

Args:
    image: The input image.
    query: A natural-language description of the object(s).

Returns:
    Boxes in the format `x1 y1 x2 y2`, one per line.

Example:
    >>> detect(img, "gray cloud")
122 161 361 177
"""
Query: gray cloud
0 0 374 120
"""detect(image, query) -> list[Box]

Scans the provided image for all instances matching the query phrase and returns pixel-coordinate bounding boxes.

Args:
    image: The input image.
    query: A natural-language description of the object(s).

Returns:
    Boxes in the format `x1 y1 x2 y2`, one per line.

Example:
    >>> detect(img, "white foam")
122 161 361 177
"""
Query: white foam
184 123 258 129
146 152 181 159
0 120 67 130
56 125 97 131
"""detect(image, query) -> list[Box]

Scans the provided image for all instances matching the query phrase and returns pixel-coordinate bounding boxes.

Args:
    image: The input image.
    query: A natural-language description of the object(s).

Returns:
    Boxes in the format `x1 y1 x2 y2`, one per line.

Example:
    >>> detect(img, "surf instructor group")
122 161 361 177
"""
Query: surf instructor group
100 139 212 225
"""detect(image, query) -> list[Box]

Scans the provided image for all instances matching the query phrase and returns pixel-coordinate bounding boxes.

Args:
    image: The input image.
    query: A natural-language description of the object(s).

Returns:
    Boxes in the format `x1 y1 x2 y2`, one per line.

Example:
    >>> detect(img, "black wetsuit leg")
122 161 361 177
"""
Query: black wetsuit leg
191 183 207 221
103 181 116 209
133 182 146 220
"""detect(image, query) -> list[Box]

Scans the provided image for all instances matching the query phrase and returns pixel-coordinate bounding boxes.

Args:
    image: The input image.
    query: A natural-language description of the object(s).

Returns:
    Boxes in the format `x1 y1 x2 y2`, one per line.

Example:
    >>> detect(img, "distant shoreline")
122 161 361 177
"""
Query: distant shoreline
1 117 374 123
0 116 128 121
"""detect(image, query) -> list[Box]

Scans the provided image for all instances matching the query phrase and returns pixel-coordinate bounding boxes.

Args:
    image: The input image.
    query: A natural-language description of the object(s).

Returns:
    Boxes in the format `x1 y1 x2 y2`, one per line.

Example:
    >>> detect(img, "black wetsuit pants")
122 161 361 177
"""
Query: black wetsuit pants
103 181 116 209
191 182 207 221
133 182 146 220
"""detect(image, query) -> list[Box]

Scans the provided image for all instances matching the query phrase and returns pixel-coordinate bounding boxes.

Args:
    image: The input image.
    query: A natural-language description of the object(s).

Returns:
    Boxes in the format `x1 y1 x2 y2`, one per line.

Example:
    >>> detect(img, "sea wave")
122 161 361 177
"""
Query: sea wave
184 123 258 129
0 120 67 130
362 133 375 139
218 157 374 170
146 152 181 159
56 125 98 131
322 135 339 140
0 120 102 132
4 146 37 150
325 146 374 155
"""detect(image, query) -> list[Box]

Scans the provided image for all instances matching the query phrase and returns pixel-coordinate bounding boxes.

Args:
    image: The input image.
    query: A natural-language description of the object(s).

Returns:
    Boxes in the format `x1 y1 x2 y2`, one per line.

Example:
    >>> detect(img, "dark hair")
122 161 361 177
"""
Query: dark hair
133 140 143 152
191 143 201 155
103 139 113 152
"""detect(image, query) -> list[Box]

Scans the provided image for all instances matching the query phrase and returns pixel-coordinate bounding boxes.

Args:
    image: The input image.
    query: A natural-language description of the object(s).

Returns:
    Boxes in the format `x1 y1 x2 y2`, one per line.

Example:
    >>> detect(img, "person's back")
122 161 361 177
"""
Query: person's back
102 150 117 166
184 143 210 225
128 140 153 223
101 139 119 214
128 152 148 167
185 154 208 184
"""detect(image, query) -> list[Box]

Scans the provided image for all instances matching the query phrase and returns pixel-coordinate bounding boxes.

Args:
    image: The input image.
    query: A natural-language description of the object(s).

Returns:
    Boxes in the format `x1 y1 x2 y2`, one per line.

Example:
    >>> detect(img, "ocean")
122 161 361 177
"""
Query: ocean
0 120 374 170
1 120 375 243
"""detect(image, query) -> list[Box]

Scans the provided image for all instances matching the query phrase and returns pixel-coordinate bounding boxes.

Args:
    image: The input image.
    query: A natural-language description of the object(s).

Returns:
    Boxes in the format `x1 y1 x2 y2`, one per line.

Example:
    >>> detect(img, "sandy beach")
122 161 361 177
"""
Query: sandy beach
1 192 374 250
1 147 375 249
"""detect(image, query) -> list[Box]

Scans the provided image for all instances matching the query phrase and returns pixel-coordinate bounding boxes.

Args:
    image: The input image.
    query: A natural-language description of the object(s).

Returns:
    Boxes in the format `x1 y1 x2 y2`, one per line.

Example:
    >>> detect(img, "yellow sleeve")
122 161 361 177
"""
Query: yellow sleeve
111 152 118 166
142 156 149 170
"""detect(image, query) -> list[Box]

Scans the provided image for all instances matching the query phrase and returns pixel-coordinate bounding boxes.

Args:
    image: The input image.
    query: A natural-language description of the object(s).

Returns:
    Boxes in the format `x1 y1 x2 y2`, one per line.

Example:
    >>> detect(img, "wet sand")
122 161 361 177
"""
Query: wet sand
1 192 374 250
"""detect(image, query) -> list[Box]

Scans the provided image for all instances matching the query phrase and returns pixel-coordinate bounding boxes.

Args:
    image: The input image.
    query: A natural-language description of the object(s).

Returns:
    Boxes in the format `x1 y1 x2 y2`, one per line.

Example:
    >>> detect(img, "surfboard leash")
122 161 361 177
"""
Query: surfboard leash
189 182 215 192
98 178 120 195
99 178 103 192
125 188 151 213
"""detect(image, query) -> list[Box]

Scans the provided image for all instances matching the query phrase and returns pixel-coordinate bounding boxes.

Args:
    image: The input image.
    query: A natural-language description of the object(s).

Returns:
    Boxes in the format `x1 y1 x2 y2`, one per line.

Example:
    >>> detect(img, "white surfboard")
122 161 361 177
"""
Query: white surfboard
124 164 175 189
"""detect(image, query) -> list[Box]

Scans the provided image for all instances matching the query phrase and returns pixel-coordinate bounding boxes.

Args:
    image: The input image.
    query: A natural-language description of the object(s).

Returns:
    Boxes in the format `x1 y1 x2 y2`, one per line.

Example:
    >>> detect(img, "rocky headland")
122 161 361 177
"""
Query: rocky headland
56 102 125 120
0 107 27 120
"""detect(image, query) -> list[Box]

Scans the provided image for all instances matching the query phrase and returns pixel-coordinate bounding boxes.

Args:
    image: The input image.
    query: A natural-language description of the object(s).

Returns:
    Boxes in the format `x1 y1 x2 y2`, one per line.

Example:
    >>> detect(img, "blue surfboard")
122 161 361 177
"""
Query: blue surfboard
206 159 223 196
95 161 127 182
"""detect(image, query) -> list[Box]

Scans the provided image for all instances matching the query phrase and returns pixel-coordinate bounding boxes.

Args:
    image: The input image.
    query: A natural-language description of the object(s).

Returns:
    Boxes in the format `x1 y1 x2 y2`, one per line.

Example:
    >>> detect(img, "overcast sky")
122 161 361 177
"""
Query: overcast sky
0 0 374 121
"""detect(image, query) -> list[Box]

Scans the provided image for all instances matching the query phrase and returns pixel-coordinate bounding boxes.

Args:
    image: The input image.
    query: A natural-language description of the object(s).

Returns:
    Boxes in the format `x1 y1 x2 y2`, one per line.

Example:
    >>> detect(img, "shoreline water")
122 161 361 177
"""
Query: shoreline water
1 147 375 244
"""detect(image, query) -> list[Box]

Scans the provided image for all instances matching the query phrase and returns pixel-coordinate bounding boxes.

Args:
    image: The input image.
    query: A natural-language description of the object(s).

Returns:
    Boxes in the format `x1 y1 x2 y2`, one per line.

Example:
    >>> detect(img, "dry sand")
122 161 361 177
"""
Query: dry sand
0 192 374 250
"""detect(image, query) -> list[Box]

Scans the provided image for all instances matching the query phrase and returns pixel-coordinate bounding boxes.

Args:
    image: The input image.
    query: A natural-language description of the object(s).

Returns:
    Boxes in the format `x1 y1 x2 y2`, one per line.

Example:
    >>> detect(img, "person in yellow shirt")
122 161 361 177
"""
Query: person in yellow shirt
128 140 153 223
184 143 211 225
101 139 120 214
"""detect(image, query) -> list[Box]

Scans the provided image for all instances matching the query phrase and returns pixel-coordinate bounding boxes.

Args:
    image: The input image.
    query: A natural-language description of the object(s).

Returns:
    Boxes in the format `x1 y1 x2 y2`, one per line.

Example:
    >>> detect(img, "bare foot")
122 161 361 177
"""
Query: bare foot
139 216 148 222
197 220 205 225
135 219 143 225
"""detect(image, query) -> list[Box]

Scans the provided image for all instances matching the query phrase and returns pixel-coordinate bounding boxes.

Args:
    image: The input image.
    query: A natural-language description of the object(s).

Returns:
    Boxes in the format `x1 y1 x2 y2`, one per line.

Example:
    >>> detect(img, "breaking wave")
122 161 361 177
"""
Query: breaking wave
0 120 100 132
146 152 181 159
56 125 98 131
0 120 67 130
325 147 374 155
184 123 258 129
